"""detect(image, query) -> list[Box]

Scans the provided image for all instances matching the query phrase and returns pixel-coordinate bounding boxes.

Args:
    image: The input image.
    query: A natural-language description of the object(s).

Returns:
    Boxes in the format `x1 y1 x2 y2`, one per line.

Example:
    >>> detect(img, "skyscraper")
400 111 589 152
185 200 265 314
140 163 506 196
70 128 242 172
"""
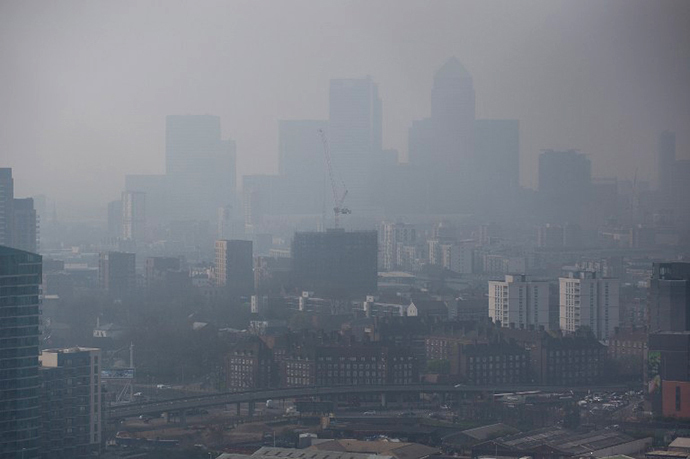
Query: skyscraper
649 262 690 332
489 274 550 330
474 119 520 214
657 130 676 198
329 77 382 212
0 245 42 458
278 120 328 214
559 271 619 341
0 168 14 246
538 149 592 225
11 197 37 253
215 239 254 297
165 115 236 221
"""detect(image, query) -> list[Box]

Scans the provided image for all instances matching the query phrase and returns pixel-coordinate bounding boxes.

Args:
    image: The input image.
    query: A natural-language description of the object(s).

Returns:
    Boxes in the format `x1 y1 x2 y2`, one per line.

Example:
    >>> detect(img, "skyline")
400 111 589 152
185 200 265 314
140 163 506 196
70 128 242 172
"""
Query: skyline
1 0 689 211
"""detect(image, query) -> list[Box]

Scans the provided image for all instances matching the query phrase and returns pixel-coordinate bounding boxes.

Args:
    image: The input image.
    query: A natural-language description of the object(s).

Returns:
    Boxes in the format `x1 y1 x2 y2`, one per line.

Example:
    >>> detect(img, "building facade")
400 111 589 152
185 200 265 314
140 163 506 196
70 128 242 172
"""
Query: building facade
649 262 690 332
559 271 619 341
0 245 42 458
215 239 254 297
98 251 136 297
489 275 550 331
121 190 146 241
39 347 102 457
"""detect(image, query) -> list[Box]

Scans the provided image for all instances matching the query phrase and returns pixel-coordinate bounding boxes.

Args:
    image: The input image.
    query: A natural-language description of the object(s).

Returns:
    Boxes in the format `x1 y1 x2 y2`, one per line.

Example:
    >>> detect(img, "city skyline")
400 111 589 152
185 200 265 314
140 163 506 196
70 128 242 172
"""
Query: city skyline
1 0 689 211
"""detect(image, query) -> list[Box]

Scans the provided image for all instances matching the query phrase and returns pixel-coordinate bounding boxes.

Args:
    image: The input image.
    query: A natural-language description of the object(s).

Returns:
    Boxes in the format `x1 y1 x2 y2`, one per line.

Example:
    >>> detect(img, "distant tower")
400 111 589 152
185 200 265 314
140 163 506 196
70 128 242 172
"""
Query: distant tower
538 149 592 225
11 197 38 253
657 130 676 197
121 190 146 241
98 251 136 297
329 77 382 211
649 262 690 332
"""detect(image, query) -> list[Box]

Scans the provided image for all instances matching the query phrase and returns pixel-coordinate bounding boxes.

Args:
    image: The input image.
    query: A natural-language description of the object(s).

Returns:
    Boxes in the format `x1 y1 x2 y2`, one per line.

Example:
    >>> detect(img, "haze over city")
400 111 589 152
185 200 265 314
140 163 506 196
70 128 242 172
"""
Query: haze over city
1 0 689 212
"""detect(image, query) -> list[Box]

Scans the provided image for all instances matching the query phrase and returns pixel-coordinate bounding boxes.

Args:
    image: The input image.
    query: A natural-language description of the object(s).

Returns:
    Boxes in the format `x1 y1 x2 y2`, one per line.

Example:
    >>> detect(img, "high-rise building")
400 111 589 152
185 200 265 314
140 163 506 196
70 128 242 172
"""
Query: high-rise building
0 245 42 458
538 149 592 225
559 271 619 341
474 119 519 212
649 262 690 332
215 239 254 297
0 168 14 246
380 222 416 271
278 120 328 214
121 191 146 241
165 115 236 221
40 347 102 457
648 331 690 419
489 274 550 330
292 229 377 297
657 130 676 197
106 200 122 238
329 77 382 211
11 197 37 253
98 252 135 297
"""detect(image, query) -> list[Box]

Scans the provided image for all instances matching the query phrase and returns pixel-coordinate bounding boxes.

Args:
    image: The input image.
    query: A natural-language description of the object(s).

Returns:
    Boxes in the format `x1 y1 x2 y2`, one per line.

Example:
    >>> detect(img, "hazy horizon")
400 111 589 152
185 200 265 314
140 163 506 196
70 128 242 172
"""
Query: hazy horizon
2 0 689 212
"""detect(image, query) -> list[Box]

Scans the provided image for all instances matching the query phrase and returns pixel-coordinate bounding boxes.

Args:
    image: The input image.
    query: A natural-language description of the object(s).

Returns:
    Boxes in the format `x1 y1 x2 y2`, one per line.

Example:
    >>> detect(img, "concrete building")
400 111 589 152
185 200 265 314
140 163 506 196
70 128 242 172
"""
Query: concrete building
648 331 690 419
39 347 102 457
649 262 690 332
121 190 146 241
489 274 550 331
559 271 620 341
0 245 42 458
215 239 254 297
291 229 377 297
98 251 135 297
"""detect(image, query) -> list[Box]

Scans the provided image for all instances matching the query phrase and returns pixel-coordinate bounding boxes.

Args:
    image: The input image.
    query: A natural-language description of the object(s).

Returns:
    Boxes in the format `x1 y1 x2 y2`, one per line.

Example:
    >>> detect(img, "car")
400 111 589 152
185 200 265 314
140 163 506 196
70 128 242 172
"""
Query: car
440 404 451 410
398 411 415 417
363 411 377 415
139 415 152 422
156 384 172 389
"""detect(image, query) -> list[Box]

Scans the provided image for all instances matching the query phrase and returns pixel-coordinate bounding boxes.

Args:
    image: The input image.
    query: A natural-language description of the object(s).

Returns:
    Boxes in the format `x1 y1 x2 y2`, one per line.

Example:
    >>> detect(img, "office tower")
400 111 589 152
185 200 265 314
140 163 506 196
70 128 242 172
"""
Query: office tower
474 119 519 211
649 262 690 332
0 245 42 458
329 77 382 211
215 239 254 297
0 168 14 246
536 224 564 248
165 115 236 221
380 222 416 271
40 347 102 457
98 252 135 297
11 197 37 253
657 130 676 197
121 191 146 241
144 256 181 287
292 229 377 297
107 200 122 238
538 149 592 225
559 271 620 341
278 120 328 214
489 274 550 330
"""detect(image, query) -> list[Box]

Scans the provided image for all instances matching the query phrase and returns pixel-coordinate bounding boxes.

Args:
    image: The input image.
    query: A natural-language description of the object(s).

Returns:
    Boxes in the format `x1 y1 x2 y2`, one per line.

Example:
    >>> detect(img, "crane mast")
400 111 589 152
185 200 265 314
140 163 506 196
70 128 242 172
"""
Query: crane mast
318 129 350 229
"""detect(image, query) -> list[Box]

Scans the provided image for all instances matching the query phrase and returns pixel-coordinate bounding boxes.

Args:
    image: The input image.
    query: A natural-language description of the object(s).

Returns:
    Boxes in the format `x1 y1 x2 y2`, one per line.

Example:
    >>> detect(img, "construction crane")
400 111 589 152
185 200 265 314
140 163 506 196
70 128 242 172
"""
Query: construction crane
318 128 350 229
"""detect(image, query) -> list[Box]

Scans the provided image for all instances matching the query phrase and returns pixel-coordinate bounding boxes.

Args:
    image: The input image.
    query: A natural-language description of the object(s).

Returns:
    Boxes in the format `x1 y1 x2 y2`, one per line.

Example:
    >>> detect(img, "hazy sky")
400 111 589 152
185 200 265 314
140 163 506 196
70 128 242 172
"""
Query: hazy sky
1 0 689 210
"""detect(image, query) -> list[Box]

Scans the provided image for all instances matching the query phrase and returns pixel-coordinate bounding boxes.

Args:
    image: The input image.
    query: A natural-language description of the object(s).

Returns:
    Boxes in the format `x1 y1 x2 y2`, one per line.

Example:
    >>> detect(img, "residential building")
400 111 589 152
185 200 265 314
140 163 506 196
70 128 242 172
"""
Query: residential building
533 332 606 385
559 271 620 341
456 342 530 385
649 262 690 332
0 245 42 458
407 300 448 319
98 251 135 297
608 327 647 379
381 221 416 271
489 275 550 331
215 239 254 297
292 229 377 297
39 347 102 457
225 337 276 391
